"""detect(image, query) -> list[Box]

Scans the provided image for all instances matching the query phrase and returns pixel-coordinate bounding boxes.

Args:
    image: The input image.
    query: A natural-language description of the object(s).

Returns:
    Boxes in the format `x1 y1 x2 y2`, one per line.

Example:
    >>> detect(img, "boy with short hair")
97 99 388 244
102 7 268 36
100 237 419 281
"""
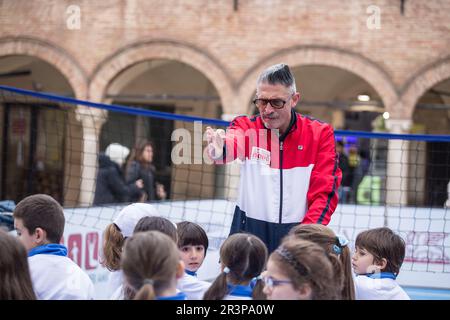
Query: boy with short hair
352 227 410 300
176 221 211 299
13 194 95 299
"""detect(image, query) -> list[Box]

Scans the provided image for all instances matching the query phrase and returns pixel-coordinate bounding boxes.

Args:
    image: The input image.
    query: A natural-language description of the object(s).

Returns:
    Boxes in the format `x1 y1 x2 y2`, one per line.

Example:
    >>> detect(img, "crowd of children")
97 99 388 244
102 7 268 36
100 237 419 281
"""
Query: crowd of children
0 193 410 300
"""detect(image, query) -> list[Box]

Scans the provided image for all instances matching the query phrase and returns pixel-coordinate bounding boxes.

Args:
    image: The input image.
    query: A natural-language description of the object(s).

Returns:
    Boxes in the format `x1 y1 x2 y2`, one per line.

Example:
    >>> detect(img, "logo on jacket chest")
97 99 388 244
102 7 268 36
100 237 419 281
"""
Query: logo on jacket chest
250 146 271 165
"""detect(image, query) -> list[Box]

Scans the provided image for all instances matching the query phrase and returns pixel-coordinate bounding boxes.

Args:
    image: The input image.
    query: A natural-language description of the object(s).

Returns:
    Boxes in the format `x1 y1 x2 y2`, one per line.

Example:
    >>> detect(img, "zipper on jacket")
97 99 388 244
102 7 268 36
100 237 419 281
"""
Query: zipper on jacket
279 141 284 224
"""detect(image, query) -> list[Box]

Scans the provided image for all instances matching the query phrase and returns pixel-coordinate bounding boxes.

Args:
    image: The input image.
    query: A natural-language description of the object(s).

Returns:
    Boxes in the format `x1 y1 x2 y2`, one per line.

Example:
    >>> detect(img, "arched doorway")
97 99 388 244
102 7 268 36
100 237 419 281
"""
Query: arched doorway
0 55 77 205
410 78 450 207
100 59 223 200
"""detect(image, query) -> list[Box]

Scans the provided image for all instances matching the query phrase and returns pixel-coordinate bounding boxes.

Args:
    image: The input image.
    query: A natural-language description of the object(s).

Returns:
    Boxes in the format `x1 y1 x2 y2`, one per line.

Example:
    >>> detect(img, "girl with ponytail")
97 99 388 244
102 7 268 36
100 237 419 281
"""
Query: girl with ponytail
288 224 355 299
203 233 268 300
121 231 185 300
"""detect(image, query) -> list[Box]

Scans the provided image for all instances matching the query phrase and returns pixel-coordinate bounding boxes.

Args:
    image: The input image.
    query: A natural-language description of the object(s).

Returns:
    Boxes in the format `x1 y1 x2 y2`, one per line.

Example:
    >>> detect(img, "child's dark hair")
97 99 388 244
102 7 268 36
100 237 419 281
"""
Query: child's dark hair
134 216 177 242
288 224 355 299
13 194 65 243
355 227 405 275
203 233 267 300
177 221 208 252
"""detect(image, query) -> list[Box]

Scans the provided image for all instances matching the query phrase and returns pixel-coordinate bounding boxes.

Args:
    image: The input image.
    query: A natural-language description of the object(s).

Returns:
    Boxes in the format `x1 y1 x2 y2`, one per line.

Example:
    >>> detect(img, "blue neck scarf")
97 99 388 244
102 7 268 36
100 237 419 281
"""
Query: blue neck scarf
28 244 68 258
157 292 187 300
227 284 253 298
364 272 397 280
185 270 197 277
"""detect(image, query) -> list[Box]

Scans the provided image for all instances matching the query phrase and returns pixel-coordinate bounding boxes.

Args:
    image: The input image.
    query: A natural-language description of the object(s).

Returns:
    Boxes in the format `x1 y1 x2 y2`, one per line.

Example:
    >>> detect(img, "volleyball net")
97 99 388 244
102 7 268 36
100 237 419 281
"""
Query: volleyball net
1 85 450 282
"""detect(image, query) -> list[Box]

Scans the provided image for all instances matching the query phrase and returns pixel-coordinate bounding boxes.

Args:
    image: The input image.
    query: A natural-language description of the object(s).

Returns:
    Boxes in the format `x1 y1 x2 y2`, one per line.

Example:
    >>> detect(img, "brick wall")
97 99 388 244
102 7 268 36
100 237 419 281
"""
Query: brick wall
0 0 449 116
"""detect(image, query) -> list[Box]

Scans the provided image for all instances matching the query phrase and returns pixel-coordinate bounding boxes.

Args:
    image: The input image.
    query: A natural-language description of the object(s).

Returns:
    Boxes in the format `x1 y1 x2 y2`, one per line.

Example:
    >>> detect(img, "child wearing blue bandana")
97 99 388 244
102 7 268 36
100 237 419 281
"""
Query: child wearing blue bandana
13 194 94 300
352 227 410 300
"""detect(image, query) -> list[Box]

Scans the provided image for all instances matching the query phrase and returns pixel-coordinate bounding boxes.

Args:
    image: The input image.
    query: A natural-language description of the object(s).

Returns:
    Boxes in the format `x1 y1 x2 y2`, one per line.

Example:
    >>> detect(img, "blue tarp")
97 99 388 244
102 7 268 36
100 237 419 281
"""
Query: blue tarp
0 200 15 231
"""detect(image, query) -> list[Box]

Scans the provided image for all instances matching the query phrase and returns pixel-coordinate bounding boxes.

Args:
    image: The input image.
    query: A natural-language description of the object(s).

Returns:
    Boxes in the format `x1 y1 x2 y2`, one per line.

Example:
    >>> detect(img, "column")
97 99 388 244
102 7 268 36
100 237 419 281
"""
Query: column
385 118 412 206
75 106 107 206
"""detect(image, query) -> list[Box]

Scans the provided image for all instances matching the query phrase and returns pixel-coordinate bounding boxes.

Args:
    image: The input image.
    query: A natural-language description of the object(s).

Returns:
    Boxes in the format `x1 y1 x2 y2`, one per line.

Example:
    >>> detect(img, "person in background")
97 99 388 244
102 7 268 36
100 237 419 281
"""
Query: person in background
445 180 450 208
125 140 167 202
336 140 351 203
94 143 144 205
347 145 361 203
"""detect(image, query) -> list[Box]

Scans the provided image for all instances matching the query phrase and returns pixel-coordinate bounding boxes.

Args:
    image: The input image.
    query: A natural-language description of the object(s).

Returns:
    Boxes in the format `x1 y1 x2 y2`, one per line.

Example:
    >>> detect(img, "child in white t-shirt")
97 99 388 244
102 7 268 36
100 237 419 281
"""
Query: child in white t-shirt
176 221 211 300
13 194 94 300
352 227 410 300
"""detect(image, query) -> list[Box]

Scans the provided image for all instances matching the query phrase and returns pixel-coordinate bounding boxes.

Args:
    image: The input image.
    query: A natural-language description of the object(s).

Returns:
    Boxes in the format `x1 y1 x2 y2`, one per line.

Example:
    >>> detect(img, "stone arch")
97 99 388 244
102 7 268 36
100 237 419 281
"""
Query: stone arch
0 36 88 98
401 55 450 118
237 46 399 116
88 39 235 114
0 37 89 206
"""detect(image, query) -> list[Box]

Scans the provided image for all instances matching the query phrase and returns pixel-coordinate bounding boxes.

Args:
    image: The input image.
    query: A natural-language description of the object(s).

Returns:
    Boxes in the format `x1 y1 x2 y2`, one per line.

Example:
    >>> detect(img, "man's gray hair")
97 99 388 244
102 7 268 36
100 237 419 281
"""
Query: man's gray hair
257 63 297 94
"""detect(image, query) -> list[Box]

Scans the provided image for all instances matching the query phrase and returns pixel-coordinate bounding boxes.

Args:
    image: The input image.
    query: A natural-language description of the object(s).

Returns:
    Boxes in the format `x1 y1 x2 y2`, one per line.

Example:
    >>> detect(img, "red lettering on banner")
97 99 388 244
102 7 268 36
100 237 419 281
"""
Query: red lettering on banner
85 232 99 270
68 234 82 267
404 232 450 264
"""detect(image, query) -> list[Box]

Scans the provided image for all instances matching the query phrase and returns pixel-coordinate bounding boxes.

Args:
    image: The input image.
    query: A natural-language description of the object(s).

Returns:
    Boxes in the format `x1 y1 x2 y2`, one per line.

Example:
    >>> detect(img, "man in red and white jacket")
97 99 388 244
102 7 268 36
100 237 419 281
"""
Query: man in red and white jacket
206 64 341 252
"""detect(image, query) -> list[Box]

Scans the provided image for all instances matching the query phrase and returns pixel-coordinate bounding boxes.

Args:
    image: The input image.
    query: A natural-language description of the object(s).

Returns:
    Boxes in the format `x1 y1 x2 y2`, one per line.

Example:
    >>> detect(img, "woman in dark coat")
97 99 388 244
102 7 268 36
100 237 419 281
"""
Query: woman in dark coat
94 143 143 205
125 141 166 202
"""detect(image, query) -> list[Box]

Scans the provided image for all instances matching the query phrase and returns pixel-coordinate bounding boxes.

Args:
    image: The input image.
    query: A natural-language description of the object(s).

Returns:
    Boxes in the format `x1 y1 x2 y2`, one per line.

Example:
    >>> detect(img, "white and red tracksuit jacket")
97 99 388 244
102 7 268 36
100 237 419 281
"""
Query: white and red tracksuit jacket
218 110 341 252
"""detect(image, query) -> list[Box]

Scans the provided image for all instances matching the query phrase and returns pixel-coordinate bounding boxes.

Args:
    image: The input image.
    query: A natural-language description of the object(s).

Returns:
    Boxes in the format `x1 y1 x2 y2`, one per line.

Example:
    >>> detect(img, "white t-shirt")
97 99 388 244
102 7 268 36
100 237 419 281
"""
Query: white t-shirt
113 284 183 300
223 294 253 300
355 275 410 300
106 270 124 299
176 272 211 300
222 284 253 300
29 254 95 300
110 285 124 300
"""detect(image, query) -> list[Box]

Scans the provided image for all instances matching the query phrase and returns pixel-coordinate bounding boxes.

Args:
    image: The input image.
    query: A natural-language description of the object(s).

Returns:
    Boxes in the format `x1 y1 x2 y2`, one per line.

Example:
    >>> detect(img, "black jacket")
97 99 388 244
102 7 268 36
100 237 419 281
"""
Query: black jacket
93 154 142 205
125 161 156 202
338 152 352 187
